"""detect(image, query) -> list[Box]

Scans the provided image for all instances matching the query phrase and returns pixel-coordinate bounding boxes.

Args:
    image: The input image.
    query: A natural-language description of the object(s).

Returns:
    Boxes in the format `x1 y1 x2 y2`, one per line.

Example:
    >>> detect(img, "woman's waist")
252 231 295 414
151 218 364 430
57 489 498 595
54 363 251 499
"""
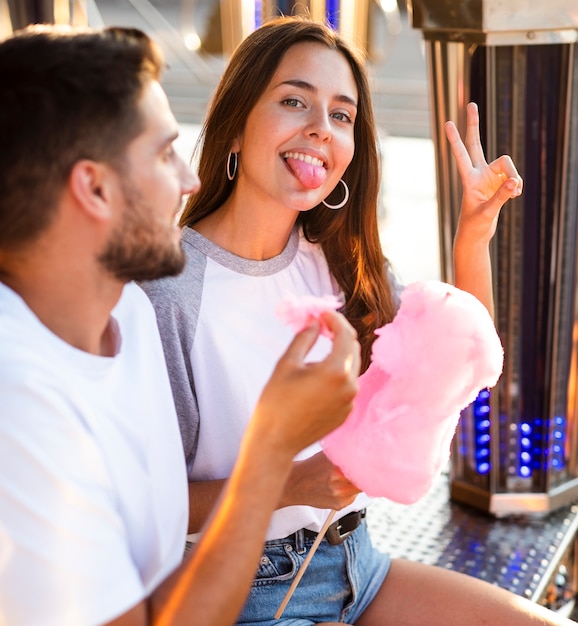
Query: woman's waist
264 494 371 541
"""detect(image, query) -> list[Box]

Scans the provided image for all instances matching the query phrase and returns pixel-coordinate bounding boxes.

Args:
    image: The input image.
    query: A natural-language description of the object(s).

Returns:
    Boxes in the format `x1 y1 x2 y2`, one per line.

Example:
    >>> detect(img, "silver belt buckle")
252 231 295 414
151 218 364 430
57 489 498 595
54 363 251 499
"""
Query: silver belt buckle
325 511 363 545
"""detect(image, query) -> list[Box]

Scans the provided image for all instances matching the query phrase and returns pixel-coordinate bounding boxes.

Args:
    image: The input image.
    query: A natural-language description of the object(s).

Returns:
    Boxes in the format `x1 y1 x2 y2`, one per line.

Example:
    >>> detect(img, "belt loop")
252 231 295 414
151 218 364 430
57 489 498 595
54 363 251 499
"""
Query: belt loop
295 528 305 554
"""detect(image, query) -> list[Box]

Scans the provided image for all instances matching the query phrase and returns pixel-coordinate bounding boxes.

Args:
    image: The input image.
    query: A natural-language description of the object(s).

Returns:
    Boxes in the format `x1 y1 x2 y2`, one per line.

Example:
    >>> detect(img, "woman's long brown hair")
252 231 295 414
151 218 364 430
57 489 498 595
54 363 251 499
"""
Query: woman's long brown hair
180 16 398 371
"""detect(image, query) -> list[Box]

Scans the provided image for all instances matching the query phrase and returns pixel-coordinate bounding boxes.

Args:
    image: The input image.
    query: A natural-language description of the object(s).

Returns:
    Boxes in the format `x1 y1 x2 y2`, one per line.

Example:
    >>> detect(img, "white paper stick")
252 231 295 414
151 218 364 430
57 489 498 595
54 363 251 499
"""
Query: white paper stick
274 509 337 619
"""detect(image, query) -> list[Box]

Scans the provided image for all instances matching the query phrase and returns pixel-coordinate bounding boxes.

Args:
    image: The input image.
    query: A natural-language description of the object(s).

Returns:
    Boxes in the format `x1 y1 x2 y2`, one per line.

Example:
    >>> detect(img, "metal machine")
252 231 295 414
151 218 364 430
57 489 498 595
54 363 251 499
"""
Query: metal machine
408 0 578 517
369 3 578 615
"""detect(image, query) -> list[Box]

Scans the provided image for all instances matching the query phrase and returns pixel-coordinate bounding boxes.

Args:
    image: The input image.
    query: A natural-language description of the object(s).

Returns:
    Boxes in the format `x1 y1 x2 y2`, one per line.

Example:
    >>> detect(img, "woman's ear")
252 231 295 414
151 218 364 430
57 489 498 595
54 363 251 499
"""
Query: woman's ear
230 137 241 153
68 160 116 222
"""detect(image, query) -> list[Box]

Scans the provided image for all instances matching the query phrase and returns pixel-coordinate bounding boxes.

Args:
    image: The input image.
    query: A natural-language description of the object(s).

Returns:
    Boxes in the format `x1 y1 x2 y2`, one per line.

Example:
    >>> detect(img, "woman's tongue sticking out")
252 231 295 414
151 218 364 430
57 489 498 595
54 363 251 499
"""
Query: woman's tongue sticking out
284 152 327 189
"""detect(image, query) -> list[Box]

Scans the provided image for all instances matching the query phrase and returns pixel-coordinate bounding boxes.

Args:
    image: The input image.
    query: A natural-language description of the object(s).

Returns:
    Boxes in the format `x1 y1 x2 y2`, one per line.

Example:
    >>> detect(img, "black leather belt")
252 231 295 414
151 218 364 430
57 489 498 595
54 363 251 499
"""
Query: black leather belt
301 509 366 545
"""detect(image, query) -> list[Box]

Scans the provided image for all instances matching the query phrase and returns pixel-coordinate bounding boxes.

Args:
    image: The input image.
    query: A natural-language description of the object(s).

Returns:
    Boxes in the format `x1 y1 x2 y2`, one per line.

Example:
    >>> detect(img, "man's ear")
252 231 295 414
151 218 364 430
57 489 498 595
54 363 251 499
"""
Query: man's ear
68 160 116 222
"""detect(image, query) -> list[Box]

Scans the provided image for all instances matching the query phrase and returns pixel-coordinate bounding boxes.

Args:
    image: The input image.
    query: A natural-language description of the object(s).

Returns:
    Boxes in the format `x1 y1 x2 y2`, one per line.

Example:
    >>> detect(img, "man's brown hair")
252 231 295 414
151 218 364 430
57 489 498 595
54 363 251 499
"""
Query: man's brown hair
0 25 164 249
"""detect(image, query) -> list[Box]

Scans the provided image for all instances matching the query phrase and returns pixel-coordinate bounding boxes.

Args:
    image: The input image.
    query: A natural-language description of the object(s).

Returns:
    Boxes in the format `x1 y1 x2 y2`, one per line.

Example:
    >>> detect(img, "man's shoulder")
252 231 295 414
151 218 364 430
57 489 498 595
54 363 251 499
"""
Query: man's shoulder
0 283 45 366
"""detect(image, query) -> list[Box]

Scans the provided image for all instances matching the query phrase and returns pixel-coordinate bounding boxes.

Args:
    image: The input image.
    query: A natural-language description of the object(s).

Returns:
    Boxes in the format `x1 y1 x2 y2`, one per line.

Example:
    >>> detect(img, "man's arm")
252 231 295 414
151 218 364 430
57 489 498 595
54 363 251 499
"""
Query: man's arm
107 310 360 626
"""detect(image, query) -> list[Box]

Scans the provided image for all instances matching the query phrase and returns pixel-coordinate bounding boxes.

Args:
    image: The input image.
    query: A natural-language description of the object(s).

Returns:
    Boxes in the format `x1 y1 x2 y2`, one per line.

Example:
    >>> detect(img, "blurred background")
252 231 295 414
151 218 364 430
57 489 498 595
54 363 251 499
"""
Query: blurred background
0 1 431 137
0 0 440 286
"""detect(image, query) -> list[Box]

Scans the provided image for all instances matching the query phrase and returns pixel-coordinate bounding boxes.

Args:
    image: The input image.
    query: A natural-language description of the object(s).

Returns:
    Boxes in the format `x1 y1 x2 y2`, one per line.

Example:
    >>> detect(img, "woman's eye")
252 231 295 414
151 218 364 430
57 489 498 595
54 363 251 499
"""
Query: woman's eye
282 98 303 108
332 111 353 123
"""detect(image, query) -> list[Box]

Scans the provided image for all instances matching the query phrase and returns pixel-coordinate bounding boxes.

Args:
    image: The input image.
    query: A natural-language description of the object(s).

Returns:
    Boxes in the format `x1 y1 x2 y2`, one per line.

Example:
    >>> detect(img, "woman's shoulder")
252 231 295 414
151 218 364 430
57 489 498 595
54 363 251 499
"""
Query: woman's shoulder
138 230 208 305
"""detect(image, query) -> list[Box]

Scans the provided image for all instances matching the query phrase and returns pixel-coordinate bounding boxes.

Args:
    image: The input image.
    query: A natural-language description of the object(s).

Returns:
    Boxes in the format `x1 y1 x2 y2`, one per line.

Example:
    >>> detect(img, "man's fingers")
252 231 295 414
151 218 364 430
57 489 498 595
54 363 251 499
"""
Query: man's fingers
282 320 321 365
279 310 360 380
320 311 361 378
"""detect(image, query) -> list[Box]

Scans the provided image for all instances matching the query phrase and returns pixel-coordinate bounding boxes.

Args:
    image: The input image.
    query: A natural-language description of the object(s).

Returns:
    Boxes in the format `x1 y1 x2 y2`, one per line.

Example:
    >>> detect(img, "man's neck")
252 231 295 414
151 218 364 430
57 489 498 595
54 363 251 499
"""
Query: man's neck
1 250 124 356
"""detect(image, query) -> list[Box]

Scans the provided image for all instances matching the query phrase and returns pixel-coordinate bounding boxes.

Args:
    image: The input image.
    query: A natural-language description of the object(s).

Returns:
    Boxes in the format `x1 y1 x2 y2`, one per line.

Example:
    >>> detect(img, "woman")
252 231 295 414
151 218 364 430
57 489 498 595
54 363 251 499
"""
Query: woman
140 16 569 626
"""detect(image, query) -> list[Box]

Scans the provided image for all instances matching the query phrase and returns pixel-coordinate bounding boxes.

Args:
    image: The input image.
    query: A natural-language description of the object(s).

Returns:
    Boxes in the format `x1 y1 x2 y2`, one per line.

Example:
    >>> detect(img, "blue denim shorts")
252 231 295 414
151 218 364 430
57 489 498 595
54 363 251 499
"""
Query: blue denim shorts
236 521 391 625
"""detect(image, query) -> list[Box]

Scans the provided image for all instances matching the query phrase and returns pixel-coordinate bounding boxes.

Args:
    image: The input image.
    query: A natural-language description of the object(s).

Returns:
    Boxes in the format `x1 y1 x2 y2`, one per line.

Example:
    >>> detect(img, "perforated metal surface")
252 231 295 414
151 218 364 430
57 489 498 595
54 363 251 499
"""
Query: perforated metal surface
366 472 578 604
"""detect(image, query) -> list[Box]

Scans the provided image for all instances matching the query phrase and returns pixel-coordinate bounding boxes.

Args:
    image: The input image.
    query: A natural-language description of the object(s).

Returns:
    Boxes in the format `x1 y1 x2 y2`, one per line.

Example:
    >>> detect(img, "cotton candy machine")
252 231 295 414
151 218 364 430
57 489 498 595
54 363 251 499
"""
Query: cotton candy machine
408 0 578 517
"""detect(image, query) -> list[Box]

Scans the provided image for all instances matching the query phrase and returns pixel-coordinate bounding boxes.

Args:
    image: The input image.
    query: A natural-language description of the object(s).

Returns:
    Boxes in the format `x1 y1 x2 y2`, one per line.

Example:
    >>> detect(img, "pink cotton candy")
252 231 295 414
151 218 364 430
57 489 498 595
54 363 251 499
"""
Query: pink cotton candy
322 280 503 503
276 281 504 505
275 294 342 339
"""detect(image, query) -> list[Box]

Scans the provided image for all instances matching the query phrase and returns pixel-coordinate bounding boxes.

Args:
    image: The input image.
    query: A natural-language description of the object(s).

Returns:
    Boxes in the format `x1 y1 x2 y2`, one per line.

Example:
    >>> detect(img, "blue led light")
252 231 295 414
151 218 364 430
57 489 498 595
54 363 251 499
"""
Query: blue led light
471 389 492 476
514 416 568 474
477 462 490 474
520 422 532 435
549 416 567 472
254 1 263 27
326 0 340 29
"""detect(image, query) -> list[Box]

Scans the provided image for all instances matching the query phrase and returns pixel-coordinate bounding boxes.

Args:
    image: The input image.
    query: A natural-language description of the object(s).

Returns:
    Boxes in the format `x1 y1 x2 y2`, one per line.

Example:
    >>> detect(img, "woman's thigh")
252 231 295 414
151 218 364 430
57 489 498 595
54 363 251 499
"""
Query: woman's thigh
355 558 571 626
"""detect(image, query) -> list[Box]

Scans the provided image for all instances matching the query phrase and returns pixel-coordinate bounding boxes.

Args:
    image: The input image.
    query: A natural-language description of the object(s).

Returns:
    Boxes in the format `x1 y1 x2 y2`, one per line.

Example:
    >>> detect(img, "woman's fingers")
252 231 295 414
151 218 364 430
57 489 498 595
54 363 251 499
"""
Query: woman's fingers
489 155 523 193
444 120 472 181
464 102 487 168
482 177 523 219
445 103 486 178
446 106 524 200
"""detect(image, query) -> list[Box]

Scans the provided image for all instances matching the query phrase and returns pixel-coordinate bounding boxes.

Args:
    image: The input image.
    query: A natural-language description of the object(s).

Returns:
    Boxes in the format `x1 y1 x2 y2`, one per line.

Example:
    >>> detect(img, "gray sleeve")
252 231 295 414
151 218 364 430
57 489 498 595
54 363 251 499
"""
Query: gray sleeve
385 260 403 311
139 247 206 476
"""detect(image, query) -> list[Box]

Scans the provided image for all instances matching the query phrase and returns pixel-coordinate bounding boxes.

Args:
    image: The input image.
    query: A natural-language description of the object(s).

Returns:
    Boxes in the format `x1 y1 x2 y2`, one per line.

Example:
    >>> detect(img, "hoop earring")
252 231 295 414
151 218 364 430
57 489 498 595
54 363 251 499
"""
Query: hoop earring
226 151 238 181
322 179 349 210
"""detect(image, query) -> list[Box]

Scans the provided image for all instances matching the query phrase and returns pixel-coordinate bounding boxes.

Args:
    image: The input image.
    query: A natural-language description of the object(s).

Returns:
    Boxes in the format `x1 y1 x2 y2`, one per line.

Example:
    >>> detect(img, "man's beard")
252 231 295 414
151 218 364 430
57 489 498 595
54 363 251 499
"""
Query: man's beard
98 183 185 282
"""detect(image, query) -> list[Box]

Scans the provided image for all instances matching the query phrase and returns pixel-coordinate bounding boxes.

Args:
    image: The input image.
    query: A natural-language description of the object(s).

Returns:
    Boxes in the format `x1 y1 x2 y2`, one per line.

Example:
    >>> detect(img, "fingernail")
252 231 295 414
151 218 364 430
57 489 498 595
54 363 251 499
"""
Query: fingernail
507 184 522 196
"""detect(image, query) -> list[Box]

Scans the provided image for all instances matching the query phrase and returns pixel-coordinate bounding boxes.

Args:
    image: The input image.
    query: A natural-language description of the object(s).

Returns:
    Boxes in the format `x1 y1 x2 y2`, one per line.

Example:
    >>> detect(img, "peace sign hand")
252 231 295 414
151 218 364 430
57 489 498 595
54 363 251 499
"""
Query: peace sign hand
445 102 523 245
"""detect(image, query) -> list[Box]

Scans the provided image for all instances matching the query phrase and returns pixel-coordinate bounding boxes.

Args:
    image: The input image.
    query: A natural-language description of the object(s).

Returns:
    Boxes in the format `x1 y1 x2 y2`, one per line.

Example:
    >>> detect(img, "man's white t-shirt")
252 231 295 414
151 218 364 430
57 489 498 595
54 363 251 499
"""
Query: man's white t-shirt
0 281 188 625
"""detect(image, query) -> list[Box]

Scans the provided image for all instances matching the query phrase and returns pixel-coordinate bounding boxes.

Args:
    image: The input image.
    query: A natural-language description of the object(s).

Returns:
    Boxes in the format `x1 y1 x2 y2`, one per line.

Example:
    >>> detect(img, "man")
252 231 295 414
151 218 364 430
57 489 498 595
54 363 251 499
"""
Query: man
0 25 360 625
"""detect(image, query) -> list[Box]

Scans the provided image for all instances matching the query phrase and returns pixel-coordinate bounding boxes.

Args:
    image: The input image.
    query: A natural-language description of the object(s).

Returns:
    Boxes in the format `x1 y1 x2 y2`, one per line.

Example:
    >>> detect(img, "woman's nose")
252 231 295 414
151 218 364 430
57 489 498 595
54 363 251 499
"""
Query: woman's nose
304 108 332 142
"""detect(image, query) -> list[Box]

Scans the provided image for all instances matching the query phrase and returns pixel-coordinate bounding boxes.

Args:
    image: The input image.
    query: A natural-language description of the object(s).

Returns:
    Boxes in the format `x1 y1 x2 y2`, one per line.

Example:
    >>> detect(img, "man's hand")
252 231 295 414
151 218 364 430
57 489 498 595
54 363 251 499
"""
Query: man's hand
251 309 361 460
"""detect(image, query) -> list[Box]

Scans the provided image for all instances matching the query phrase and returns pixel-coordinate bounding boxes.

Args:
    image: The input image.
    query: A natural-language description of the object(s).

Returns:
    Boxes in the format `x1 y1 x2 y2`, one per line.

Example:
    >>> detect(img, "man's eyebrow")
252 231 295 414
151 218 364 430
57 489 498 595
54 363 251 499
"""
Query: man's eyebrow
158 130 179 149
277 79 357 107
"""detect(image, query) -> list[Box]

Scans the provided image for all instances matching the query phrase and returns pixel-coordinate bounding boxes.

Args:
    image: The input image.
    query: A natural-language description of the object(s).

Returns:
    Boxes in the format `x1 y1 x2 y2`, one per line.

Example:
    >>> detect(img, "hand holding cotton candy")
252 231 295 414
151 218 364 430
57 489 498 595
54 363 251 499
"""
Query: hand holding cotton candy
277 281 504 504
275 294 342 339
